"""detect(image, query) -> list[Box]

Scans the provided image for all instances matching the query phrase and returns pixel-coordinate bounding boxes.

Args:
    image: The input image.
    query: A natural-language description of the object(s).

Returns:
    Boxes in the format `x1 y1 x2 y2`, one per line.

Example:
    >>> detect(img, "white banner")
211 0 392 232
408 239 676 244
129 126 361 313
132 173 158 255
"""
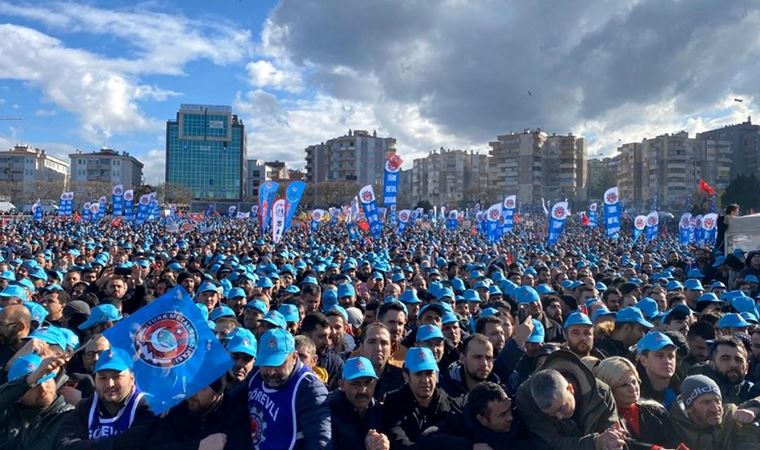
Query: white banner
271 198 286 244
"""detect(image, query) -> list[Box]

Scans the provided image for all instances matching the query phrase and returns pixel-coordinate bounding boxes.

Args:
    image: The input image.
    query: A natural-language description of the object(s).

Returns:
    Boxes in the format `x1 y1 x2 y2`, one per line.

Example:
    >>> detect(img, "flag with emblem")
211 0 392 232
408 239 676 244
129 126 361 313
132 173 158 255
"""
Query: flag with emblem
103 286 233 414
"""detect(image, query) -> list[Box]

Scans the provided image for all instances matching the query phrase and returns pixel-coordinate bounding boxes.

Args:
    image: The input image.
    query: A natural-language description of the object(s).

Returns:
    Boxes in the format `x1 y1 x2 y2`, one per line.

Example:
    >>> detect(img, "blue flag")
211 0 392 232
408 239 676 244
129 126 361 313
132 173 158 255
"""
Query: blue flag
603 187 621 238
82 202 91 222
383 154 403 206
32 201 42 222
397 209 411 234
258 181 279 234
502 195 516 234
103 286 233 414
124 190 135 221
678 213 692 245
347 222 359 241
137 195 150 225
588 202 598 228
634 215 646 242
284 181 306 232
485 203 502 243
703 213 718 245
645 211 659 242
310 209 325 232
359 185 383 237
446 210 459 231
97 196 107 221
112 185 124 217
547 202 569 245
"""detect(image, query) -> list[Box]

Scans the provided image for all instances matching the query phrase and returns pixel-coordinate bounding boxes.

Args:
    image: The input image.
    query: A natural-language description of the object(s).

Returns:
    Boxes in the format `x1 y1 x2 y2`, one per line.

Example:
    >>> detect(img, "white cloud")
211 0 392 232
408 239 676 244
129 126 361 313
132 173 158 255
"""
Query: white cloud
141 149 166 185
34 109 57 117
246 60 302 92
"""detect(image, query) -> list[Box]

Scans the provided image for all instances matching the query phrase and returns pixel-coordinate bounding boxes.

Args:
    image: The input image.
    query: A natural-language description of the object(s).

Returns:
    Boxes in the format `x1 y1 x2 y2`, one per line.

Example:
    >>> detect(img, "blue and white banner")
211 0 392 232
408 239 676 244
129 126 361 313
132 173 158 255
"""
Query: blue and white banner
502 195 516 235
694 215 704 245
383 154 403 206
59 192 73 216
124 190 135 220
89 202 101 223
250 204 258 218
398 209 411 234
97 196 107 221
679 213 692 244
446 209 459 231
486 203 502 243
284 181 306 232
359 185 383 237
82 202 91 222
103 286 233 414
228 205 237 218
634 215 647 242
702 213 718 245
32 201 42 222
137 194 150 225
603 187 621 238
112 185 124 217
311 209 325 232
588 202 598 228
258 181 279 234
271 198 286 244
147 192 159 222
347 222 359 241
547 202 569 245
645 211 659 242
388 205 397 226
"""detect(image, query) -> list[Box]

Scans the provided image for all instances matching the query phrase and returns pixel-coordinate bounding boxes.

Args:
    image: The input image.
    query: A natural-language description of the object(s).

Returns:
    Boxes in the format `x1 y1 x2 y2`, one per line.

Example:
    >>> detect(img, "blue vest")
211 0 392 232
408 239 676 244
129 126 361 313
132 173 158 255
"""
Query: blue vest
87 389 144 439
248 361 313 450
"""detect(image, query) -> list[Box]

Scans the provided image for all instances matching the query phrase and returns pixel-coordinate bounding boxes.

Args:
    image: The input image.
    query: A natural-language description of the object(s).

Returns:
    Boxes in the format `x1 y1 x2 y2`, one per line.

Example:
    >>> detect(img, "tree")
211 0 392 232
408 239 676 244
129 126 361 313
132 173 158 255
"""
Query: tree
70 181 112 203
721 175 760 212
415 200 433 211
587 168 618 200
158 183 193 205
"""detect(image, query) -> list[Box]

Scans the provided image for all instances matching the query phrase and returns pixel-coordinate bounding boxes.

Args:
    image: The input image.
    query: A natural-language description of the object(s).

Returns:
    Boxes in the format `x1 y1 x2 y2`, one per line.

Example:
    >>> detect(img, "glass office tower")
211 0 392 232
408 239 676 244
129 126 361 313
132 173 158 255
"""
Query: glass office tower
166 104 246 200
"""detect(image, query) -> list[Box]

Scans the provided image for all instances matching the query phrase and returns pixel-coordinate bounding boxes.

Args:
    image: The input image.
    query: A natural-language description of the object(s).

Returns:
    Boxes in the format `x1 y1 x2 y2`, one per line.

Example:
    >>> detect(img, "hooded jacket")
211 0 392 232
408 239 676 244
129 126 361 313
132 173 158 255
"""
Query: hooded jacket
688 362 757 405
516 351 618 450
0 376 74 450
439 361 503 403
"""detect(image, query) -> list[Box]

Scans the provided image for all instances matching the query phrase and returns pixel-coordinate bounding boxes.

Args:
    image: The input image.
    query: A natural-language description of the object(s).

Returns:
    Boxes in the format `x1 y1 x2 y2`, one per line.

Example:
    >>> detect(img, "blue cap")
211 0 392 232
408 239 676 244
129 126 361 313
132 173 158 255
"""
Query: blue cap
744 274 759 284
684 279 704 291
167 262 182 271
391 273 405 283
342 356 377 380
400 290 421 304
26 326 67 349
210 306 235 321
592 306 616 323
0 270 16 281
536 284 556 295
718 313 751 329
404 347 439 372
697 292 722 304
227 287 246 299
301 276 319 286
261 310 287 329
480 307 499 318
416 324 444 342
636 297 659 320
595 281 608 291
463 289 481 302
666 280 684 292
278 304 300 323
687 268 704 279
615 306 653 328
731 295 757 316
442 311 459 325
226 328 258 357
256 329 295 367
0 285 27 302
95 348 133 373
198 281 219 294
514 286 540 304
528 319 545 343
9 354 56 384
337 283 355 298
245 300 269 315
24 301 48 324
59 328 80 350
256 277 273 289
418 303 445 320
634 331 676 353
740 311 758 324
563 312 593 329
437 287 455 301
78 304 122 330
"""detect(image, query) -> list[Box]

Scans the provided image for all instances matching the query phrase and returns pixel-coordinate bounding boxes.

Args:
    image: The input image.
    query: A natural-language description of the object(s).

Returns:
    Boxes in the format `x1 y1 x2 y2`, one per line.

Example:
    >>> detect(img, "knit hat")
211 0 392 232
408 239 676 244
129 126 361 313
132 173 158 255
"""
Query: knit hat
680 375 721 408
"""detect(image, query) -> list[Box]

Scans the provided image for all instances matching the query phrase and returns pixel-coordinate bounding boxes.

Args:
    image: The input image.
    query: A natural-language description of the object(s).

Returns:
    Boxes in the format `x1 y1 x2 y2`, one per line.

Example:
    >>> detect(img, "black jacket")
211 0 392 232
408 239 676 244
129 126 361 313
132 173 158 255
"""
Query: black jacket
439 361 503 403
619 401 684 450
593 336 630 359
688 363 760 405
328 390 384 450
418 407 530 450
318 350 344 391
57 391 158 450
149 393 251 450
374 364 405 402
382 385 458 450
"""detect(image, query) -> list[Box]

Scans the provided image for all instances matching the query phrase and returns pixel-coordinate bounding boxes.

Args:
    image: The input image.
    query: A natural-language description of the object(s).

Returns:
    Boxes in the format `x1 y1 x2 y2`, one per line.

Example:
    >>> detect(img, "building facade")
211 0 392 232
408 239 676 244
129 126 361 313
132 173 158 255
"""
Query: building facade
166 104 246 201
616 143 643 206
697 117 760 176
0 145 68 202
69 148 142 189
410 149 489 206
488 129 587 205
246 160 290 198
305 129 396 186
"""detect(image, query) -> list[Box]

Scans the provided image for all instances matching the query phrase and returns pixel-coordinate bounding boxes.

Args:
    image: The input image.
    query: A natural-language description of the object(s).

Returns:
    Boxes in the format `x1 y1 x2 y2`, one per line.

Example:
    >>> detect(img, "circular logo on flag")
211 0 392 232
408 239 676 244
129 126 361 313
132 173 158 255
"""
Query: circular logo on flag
703 217 715 229
489 209 500 220
505 198 515 209
133 312 198 368
361 190 374 203
399 211 409 222
124 191 133 201
589 203 597 212
113 186 123 196
312 210 323 221
552 206 566 220
635 217 646 228
681 217 690 228
606 192 618 204
647 216 657 226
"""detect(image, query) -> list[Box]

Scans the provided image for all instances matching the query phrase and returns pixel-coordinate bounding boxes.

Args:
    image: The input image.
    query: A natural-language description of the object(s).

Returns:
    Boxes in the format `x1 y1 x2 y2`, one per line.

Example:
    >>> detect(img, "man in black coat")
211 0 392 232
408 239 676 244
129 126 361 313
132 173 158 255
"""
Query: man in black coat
329 357 389 450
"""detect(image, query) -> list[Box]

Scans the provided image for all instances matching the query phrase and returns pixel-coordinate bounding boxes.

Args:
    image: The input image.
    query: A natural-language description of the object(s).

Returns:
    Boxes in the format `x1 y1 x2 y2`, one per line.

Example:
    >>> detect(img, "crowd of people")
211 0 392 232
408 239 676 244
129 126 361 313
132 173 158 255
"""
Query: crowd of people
1 209 760 450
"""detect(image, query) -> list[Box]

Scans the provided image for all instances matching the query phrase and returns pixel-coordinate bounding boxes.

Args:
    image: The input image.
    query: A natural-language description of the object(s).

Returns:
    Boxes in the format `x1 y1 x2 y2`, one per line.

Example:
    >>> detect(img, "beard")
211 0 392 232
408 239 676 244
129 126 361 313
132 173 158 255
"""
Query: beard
718 368 744 385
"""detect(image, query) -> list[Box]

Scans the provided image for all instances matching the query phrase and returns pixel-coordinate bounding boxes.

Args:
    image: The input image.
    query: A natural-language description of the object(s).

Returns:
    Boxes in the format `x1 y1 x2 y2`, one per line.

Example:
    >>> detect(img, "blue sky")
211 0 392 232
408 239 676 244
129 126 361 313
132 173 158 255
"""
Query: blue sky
1 0 758 184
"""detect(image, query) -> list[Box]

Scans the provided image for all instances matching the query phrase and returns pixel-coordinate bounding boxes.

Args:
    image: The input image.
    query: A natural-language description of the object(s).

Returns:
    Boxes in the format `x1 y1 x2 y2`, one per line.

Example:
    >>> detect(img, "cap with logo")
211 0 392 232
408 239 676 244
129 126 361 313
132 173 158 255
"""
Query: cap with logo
256 328 295 367
342 356 377 380
78 304 122 330
404 347 439 373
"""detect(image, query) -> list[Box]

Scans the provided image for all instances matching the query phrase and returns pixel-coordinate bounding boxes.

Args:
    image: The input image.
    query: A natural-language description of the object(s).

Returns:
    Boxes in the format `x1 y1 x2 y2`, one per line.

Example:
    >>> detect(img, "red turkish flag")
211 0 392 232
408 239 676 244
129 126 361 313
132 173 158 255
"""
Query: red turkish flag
699 179 716 196
581 212 590 226
357 218 369 231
